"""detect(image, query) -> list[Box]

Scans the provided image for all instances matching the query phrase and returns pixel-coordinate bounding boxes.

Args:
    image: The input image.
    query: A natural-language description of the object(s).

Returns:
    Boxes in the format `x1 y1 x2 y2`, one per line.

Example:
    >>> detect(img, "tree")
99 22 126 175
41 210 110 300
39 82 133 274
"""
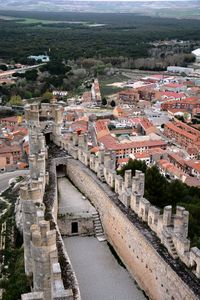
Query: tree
0 64 7 71
118 159 147 177
40 61 71 76
110 100 116 107
25 69 38 81
9 95 22 106
42 91 53 103
102 97 107 106
33 89 41 97
24 91 32 99
145 166 168 207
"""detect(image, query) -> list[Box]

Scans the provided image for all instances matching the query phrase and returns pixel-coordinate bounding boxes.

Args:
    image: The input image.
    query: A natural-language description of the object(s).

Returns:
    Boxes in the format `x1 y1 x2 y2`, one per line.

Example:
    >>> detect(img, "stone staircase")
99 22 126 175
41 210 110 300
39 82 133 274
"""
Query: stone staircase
166 235 178 259
93 212 106 242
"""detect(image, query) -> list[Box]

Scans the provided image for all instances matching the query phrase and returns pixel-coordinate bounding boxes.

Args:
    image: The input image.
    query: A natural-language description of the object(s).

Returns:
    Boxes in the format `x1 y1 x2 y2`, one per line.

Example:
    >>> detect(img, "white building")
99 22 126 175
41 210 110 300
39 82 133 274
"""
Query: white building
28 55 50 63
53 91 68 97
192 48 200 62
167 66 194 75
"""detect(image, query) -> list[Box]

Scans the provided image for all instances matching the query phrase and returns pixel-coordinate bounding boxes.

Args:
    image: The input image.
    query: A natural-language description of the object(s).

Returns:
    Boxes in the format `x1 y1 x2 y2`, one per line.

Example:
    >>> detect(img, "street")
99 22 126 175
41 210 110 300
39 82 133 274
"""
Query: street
0 170 29 193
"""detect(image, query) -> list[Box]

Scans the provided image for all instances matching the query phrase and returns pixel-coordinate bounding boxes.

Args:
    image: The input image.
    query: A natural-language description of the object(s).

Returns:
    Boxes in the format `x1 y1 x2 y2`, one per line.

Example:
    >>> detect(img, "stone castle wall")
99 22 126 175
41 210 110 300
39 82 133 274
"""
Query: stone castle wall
21 103 81 300
66 158 199 300
52 128 200 281
21 101 200 300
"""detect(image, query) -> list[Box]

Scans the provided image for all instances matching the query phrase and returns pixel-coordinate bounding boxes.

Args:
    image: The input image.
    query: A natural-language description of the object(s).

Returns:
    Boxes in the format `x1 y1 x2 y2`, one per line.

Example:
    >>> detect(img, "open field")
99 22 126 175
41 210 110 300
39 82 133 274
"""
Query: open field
99 74 128 97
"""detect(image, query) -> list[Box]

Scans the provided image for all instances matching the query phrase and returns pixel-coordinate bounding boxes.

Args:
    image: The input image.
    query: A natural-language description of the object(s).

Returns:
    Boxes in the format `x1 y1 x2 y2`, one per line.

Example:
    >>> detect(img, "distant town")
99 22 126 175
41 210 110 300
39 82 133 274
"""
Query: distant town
1 48 200 187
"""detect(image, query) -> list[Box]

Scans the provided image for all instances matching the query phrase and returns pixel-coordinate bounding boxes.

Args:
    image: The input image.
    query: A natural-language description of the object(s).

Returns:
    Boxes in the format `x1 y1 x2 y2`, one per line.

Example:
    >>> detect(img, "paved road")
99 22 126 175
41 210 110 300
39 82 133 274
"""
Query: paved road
64 237 146 300
0 170 29 193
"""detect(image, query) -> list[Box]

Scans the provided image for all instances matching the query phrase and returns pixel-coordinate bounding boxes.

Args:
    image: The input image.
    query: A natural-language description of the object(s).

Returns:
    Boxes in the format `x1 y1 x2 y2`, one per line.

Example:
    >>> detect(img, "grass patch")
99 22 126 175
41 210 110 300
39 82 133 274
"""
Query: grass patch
99 74 128 97
0 184 30 299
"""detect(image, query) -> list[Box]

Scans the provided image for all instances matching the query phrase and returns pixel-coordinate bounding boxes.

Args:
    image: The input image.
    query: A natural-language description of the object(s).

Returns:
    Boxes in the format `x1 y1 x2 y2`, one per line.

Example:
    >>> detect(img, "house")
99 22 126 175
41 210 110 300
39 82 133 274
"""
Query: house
192 48 200 62
162 83 187 93
164 120 200 150
161 98 200 113
28 55 50 63
82 92 92 103
137 118 156 135
156 91 186 102
157 159 185 180
167 66 194 75
70 119 88 134
113 106 129 118
130 152 151 166
0 157 6 172
98 133 167 158
0 145 21 165
184 160 200 180
0 116 19 126
118 90 139 104
53 91 68 97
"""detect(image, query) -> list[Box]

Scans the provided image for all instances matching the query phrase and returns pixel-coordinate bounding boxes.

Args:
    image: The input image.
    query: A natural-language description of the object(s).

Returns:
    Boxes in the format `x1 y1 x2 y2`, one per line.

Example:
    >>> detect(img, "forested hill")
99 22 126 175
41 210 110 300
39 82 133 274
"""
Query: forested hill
0 11 200 63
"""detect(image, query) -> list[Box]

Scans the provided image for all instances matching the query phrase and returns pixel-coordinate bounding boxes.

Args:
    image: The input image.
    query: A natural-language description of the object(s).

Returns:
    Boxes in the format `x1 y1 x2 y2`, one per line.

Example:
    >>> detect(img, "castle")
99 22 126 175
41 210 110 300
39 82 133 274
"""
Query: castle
20 102 200 300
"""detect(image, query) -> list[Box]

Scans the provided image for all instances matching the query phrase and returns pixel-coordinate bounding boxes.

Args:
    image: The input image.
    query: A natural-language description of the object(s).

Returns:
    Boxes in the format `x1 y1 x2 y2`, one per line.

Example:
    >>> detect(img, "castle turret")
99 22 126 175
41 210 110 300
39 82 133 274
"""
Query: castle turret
25 104 40 136
31 221 57 299
174 206 189 238
20 182 44 276
132 170 145 196
52 106 63 137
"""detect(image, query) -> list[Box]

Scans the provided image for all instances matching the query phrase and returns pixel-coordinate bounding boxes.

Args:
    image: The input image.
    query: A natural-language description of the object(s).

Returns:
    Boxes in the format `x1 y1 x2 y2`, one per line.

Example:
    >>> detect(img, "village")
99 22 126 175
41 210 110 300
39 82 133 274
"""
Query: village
1 48 200 188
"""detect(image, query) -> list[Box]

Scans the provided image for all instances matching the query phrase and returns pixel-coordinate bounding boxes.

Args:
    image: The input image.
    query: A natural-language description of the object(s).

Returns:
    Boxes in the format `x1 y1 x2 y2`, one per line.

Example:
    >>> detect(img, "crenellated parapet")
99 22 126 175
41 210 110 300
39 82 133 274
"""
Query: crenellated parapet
29 152 46 178
20 180 45 276
52 106 63 137
22 219 71 300
57 130 200 279
20 103 78 300
30 221 57 298
25 103 40 136
29 133 46 155
24 104 200 286
25 103 40 125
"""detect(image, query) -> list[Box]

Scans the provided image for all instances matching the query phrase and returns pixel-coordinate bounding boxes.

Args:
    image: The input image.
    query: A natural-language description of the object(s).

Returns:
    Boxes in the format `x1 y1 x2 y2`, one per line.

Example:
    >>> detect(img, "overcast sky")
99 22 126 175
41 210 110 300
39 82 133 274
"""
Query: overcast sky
75 0 185 1
74 0 187 2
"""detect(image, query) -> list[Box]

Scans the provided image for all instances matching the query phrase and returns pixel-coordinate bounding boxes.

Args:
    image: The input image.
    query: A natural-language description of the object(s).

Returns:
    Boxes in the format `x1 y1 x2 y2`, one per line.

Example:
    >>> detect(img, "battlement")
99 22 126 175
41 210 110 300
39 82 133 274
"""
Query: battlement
20 181 43 203
53 129 200 280
20 110 80 300
25 103 40 124
20 103 200 300
29 133 46 155
31 220 56 247
28 220 71 300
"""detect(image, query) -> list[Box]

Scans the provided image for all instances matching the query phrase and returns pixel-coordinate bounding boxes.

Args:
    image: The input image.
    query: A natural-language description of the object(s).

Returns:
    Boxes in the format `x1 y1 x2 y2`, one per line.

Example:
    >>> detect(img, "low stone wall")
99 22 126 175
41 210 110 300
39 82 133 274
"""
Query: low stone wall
67 158 200 300
58 215 94 237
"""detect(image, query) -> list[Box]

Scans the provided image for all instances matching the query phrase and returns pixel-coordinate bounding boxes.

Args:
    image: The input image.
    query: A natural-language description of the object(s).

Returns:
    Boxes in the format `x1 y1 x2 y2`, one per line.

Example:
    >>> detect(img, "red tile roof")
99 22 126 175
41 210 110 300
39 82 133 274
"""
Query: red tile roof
0 116 18 123
165 121 200 141
134 152 150 159
117 157 129 164
98 134 166 151
160 91 186 99
164 83 185 89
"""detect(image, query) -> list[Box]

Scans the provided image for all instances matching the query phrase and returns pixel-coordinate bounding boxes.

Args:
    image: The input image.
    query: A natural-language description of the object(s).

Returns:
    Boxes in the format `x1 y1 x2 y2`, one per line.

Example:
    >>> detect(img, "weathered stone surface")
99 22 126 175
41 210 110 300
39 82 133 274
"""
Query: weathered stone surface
66 158 200 300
